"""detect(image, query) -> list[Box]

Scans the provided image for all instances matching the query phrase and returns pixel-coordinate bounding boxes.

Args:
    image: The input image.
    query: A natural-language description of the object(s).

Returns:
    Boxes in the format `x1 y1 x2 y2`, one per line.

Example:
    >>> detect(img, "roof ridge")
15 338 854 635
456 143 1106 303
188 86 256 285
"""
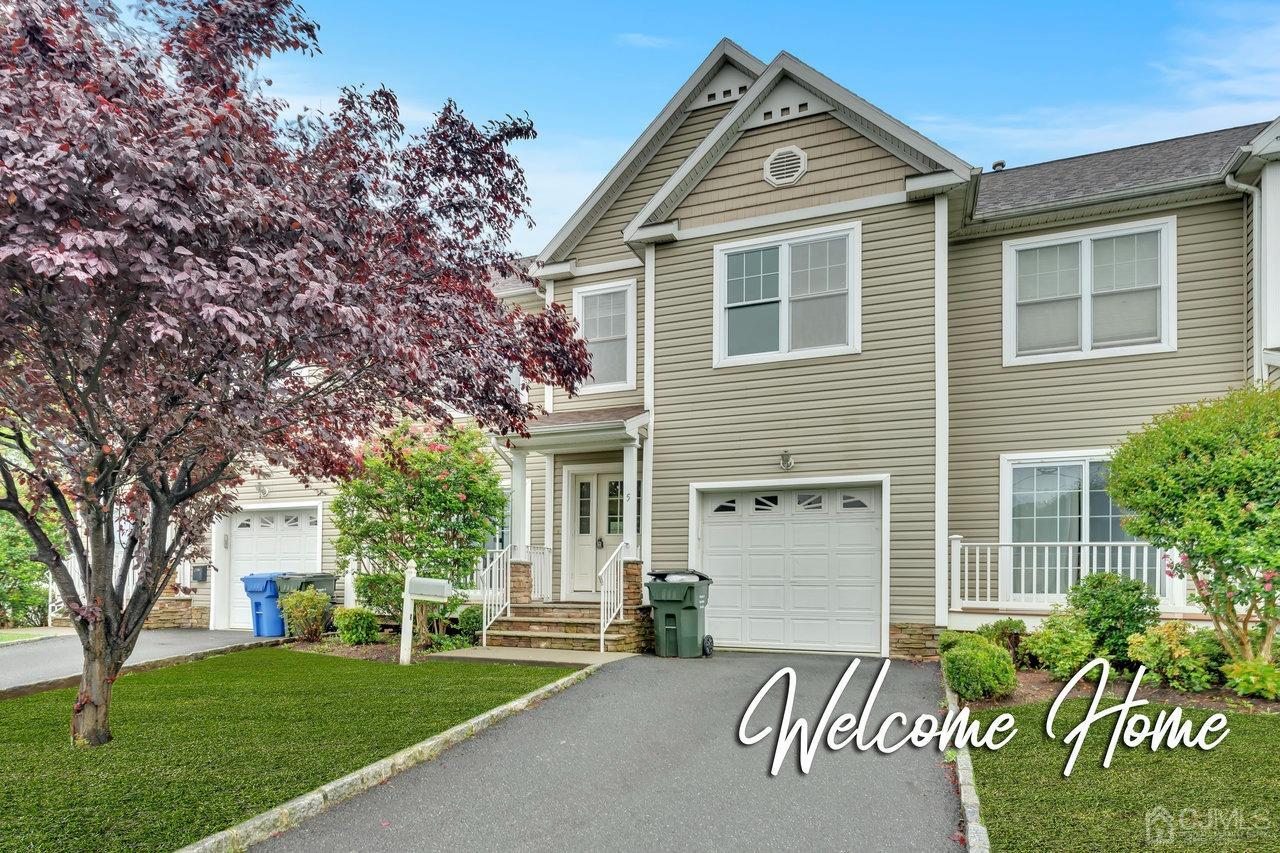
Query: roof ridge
988 122 1270 176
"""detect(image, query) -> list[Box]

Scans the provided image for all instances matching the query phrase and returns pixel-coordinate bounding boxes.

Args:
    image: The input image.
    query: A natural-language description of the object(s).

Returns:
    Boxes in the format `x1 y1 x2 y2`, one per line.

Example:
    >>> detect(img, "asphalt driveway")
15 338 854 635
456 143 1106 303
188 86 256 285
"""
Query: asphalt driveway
0 629 273 692
257 651 963 852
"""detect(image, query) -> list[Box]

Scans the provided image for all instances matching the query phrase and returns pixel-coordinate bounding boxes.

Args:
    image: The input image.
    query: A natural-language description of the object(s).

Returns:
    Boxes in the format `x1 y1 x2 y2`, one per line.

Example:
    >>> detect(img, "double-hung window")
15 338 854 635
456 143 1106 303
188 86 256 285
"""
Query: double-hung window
713 221 861 367
572 279 636 393
1002 217 1176 366
1000 451 1161 599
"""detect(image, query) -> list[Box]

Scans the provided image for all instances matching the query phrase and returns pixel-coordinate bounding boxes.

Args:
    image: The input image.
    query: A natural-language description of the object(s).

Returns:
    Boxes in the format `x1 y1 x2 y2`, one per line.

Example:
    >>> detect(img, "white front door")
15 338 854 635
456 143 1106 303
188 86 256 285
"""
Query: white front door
699 486 882 653
569 471 625 596
227 508 319 629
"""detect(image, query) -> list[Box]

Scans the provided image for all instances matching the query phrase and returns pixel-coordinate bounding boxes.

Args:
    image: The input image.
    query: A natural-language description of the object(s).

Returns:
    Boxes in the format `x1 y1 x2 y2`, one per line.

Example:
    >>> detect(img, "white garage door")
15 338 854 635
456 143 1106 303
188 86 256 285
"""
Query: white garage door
699 486 882 653
228 508 320 629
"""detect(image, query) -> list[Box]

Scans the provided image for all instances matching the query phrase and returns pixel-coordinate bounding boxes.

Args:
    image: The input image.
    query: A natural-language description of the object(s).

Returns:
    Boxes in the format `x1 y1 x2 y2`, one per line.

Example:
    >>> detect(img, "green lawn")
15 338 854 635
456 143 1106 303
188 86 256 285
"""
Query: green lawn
970 699 1280 852
0 646 570 851
0 632 29 644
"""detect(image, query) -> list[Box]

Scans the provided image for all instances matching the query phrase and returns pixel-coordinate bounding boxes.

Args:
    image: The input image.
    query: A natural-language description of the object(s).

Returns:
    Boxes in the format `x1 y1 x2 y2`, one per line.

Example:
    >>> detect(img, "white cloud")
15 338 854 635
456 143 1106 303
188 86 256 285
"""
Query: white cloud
616 32 675 49
915 6 1280 168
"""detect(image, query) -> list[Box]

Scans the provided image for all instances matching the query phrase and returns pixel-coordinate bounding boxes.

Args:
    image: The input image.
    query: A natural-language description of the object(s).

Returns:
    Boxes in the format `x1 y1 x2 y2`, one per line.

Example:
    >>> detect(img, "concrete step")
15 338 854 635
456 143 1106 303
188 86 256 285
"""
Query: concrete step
509 603 600 620
485 629 643 653
491 616 636 634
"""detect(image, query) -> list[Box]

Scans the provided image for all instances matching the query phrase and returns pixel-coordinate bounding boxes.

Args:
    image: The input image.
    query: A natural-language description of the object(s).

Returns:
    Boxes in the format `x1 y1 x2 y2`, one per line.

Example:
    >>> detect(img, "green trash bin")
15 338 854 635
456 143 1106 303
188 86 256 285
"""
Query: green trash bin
645 570 713 658
275 573 338 635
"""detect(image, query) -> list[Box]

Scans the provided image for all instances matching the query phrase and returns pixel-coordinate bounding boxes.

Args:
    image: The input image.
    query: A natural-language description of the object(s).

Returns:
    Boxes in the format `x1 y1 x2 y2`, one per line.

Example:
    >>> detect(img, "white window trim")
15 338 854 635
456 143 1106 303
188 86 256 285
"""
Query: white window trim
997 448 1114 545
572 278 637 395
712 220 862 368
1001 216 1178 367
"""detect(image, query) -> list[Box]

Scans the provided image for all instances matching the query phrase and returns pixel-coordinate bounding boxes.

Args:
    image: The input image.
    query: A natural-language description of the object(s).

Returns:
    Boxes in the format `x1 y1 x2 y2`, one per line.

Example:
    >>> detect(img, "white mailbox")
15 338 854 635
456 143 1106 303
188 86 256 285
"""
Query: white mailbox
399 562 455 665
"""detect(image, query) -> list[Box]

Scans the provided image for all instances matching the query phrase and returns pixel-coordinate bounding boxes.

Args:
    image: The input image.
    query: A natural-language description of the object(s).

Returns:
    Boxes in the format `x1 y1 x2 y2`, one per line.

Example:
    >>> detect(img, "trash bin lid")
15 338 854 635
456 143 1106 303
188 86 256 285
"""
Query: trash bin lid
647 569 712 583
241 572 281 593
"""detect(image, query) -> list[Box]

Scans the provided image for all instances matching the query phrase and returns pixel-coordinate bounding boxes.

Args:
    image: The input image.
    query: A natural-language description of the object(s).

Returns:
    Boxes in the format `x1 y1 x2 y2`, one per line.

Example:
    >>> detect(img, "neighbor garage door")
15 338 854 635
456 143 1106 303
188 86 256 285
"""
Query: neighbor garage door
228 508 319 630
698 485 882 653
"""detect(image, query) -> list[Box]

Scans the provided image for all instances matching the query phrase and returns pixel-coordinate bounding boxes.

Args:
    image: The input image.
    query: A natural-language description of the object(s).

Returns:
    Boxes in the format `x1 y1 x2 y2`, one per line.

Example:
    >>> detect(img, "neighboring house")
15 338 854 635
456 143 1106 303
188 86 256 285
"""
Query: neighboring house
185 39 1280 657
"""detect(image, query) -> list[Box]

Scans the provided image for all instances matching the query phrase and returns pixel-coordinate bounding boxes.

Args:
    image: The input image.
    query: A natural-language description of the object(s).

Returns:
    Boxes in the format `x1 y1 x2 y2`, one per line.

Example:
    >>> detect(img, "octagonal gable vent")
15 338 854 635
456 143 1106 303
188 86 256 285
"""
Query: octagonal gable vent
763 145 807 187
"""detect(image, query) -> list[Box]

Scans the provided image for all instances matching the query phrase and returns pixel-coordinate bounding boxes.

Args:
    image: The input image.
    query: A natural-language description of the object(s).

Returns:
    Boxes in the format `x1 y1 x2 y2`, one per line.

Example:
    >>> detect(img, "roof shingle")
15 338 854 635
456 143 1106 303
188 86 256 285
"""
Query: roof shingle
973 123 1268 218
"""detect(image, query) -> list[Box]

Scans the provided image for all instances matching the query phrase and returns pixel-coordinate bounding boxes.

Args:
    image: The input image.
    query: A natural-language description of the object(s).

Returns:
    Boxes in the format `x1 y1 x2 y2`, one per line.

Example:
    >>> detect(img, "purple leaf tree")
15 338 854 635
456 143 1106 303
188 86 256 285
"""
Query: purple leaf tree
0 0 588 745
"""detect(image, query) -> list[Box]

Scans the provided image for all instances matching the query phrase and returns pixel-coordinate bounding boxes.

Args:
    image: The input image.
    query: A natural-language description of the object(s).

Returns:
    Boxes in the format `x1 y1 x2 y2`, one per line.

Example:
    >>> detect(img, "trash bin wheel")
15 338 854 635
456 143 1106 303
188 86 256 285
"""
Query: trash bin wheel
702 635 714 657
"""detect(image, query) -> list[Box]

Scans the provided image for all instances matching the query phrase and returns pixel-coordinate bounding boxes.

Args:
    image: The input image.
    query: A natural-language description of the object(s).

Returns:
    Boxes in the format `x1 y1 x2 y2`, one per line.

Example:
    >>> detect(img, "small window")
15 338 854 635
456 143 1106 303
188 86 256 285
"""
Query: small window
573 280 636 393
841 491 871 510
307 513 318 527
257 514 274 529
577 482 592 535
753 494 780 512
795 492 824 511
283 514 300 528
236 517 252 529
715 223 859 367
1004 217 1175 366
713 499 737 513
606 480 624 536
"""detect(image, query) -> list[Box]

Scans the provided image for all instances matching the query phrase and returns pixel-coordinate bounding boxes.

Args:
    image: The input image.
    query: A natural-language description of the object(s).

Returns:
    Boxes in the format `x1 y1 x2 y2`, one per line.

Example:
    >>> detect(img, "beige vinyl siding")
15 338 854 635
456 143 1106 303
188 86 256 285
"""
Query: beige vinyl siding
552 268 645 411
573 105 732 265
670 114 919 231
650 200 938 624
949 199 1248 551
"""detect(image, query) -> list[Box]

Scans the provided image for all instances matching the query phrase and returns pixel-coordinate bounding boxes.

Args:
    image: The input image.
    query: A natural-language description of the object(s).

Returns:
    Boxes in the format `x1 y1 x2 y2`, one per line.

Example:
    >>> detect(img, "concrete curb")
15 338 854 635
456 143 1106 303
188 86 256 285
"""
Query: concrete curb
0 637 286 701
945 685 991 853
0 633 63 650
179 662 601 853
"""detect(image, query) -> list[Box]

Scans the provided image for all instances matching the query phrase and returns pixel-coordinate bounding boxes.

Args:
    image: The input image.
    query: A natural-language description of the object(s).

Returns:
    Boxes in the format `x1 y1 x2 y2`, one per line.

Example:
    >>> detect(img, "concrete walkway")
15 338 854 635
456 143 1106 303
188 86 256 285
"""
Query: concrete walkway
0 629 273 693
257 651 963 852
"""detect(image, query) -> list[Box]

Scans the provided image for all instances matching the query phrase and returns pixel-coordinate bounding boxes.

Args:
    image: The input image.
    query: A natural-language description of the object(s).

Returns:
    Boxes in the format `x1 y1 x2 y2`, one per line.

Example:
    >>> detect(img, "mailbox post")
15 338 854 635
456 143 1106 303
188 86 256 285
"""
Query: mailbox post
398 560 455 665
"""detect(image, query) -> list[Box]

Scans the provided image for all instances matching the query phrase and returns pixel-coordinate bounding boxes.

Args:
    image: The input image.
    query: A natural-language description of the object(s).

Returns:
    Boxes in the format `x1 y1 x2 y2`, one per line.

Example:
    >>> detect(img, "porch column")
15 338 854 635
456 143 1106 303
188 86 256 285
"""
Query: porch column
510 449 528 559
623 441 639 558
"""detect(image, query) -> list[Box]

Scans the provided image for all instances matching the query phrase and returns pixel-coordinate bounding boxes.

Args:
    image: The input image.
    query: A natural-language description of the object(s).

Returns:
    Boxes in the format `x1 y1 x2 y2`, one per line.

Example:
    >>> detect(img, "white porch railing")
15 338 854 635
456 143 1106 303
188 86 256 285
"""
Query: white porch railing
529 546 552 602
950 536 1187 611
478 545 512 646
597 543 627 652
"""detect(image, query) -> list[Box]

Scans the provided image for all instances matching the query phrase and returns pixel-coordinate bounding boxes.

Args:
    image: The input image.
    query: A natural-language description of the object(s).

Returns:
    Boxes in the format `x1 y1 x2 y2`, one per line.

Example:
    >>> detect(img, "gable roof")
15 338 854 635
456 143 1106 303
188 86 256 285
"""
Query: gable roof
536 39 766 265
623 52 972 240
972 123 1268 219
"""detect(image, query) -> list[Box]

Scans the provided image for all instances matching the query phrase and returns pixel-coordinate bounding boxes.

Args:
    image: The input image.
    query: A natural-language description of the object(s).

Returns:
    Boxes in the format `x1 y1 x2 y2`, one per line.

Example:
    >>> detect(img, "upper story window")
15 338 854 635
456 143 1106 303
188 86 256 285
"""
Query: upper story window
572 278 637 394
712 221 861 368
1002 216 1177 367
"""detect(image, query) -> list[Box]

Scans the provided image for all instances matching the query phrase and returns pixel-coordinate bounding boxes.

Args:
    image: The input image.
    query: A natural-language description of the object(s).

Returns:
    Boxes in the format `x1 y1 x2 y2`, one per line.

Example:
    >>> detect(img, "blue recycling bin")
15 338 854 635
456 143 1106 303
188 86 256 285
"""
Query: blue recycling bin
241 573 285 637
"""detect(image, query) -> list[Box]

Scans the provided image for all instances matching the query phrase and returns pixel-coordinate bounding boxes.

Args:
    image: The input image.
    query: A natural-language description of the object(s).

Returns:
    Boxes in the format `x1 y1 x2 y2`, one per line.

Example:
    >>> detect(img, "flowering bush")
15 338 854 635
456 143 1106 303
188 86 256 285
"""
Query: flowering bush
333 424 505 635
1108 385 1280 663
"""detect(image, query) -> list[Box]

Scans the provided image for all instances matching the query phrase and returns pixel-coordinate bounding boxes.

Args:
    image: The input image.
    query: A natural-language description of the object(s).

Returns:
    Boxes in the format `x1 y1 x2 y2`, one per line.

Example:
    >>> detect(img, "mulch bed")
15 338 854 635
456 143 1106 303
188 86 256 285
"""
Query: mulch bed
964 666 1280 715
290 635 467 664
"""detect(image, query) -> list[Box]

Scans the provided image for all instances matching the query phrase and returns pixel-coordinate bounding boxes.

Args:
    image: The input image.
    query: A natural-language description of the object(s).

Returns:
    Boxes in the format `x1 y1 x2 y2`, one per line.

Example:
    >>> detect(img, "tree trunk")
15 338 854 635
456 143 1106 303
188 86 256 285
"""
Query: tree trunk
71 628 119 746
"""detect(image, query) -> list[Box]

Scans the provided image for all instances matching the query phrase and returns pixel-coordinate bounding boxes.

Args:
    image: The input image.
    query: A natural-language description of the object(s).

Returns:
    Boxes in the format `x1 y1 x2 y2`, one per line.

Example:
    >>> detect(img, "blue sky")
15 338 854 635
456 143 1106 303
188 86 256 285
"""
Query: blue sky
263 1 1280 254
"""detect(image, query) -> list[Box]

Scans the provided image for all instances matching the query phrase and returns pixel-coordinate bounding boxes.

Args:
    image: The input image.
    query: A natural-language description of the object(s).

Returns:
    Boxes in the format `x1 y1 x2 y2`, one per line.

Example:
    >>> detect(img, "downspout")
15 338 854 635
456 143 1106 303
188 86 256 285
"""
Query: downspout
1225 173 1264 382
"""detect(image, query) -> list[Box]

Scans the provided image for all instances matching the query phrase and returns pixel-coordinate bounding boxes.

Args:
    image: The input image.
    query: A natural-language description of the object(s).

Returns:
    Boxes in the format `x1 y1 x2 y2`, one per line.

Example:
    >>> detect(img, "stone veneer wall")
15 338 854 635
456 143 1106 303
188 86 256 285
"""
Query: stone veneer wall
889 623 940 660
50 595 208 630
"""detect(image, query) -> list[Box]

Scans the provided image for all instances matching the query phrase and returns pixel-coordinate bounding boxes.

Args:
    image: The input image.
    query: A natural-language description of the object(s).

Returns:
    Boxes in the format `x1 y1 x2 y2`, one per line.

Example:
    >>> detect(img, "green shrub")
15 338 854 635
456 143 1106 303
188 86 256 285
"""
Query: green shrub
938 630 979 654
279 588 330 642
422 632 473 652
1186 627 1231 681
457 605 483 643
353 571 405 620
1127 622 1213 692
1223 659 1280 700
1022 608 1098 680
942 637 1018 701
976 617 1028 663
1066 572 1159 667
333 606 381 645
